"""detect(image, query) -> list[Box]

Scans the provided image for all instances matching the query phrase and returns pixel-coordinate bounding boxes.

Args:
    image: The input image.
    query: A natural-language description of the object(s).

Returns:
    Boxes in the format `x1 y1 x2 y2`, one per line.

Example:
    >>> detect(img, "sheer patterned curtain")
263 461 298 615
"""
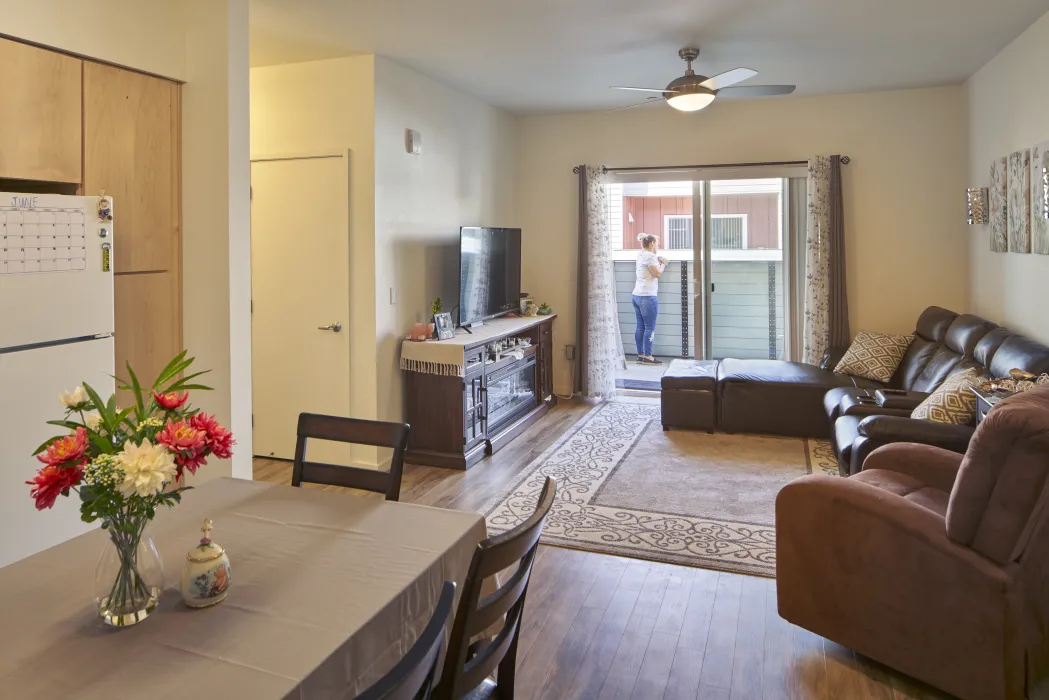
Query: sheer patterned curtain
802 155 849 364
575 165 624 399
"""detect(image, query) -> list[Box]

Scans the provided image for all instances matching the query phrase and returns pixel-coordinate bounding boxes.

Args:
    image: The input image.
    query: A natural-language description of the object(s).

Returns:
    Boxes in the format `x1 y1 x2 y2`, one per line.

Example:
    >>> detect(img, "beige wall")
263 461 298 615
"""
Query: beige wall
966 10 1049 343
2 0 253 480
250 56 379 426
182 0 253 482
373 57 516 422
514 87 968 394
0 0 187 80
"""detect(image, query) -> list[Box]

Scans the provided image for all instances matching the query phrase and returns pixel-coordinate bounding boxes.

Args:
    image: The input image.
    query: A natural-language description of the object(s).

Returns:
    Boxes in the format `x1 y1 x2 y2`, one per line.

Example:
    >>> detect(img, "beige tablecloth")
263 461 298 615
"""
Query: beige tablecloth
0 478 487 699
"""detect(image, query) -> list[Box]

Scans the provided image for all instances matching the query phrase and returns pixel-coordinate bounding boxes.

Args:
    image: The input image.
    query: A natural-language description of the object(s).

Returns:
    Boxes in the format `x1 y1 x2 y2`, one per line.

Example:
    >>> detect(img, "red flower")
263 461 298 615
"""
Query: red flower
26 463 83 510
153 390 189 410
190 413 235 460
37 427 88 467
155 420 208 477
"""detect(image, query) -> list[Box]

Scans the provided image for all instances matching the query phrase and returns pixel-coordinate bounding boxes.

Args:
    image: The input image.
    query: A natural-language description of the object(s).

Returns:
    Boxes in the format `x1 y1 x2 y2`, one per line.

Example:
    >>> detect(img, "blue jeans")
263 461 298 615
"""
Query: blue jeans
632 294 658 357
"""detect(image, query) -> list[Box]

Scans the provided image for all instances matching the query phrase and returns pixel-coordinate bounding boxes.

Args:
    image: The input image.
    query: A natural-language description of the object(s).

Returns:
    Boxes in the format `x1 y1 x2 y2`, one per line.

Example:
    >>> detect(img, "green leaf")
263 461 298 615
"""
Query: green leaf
152 350 191 389
81 382 115 428
159 370 213 394
125 361 146 420
88 432 115 454
164 383 213 392
152 350 188 387
46 419 83 431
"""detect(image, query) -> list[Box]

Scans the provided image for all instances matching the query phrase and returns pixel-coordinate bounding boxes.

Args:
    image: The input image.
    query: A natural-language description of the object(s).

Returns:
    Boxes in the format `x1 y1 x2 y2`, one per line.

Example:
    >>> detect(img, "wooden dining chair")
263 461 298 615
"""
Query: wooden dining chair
434 477 557 700
356 581 456 700
291 413 410 501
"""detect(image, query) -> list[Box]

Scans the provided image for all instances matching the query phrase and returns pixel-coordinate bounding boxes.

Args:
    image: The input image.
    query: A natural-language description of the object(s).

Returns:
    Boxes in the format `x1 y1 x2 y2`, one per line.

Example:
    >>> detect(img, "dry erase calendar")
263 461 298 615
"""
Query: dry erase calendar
0 198 88 275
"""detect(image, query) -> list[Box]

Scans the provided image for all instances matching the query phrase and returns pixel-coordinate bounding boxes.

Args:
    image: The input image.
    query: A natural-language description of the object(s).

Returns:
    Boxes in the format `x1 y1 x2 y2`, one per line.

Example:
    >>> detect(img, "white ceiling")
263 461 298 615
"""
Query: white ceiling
249 0 1049 115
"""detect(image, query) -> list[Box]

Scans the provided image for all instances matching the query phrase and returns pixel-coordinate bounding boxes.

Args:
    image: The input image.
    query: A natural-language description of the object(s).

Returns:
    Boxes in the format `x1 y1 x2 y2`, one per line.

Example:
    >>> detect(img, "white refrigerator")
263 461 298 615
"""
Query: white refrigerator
0 193 115 567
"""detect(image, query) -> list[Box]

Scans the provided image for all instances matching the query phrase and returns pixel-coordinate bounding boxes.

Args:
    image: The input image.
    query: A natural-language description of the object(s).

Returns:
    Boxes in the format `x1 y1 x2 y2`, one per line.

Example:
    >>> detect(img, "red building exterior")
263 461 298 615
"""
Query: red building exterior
621 193 781 250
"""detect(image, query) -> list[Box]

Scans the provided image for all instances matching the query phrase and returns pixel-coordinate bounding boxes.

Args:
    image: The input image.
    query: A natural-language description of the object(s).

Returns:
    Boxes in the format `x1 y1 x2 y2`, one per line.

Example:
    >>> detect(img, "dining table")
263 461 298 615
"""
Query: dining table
0 477 488 699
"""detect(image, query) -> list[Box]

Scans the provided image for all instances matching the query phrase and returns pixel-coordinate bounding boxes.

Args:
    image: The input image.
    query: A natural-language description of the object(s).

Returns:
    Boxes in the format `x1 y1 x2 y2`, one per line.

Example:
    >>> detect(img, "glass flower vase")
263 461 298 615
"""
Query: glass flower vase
94 517 165 627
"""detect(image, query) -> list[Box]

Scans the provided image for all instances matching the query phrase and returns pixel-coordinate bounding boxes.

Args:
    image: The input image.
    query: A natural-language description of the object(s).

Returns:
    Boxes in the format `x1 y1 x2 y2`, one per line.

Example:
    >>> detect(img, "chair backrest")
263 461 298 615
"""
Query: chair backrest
292 413 410 501
436 477 556 699
946 386 1049 564
356 581 456 700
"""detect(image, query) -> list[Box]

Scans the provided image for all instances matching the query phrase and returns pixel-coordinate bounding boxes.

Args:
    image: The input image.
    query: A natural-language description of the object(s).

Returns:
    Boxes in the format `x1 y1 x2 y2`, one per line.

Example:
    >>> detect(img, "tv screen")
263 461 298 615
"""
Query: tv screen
459 227 522 326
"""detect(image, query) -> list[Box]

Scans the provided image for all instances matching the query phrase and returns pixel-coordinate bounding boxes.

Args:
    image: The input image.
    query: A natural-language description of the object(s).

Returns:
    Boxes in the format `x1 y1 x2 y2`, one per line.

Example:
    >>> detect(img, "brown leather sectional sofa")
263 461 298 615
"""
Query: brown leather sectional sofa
661 306 1049 473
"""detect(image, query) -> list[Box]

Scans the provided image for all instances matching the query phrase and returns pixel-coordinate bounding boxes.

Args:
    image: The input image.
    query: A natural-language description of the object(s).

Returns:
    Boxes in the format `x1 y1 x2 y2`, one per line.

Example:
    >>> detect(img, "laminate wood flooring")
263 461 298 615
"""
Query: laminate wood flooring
252 400 1004 700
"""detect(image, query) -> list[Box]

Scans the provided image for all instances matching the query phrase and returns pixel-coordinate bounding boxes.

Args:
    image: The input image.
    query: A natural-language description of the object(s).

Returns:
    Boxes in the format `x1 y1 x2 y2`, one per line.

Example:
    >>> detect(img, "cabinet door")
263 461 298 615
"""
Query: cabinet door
114 271 181 396
464 373 486 450
0 39 81 183
83 62 180 274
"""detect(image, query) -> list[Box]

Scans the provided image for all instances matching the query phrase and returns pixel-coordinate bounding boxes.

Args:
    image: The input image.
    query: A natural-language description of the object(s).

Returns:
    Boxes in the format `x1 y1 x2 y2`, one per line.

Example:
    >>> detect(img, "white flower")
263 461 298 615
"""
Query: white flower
116 439 177 498
85 413 104 432
59 385 89 408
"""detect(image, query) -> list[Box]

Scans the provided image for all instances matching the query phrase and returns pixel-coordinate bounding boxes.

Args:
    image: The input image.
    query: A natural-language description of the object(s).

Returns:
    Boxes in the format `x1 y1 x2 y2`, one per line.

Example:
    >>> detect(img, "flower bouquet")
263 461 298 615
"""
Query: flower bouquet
28 351 234 626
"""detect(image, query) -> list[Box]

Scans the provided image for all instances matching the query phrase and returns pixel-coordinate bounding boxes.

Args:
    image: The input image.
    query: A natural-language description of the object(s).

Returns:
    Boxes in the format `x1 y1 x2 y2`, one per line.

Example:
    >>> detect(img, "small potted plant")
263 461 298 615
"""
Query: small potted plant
537 302 552 315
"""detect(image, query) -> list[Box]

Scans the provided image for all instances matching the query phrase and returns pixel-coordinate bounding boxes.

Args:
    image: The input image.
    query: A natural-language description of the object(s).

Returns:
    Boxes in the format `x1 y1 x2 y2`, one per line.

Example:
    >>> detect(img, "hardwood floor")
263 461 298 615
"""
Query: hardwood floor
254 400 960 700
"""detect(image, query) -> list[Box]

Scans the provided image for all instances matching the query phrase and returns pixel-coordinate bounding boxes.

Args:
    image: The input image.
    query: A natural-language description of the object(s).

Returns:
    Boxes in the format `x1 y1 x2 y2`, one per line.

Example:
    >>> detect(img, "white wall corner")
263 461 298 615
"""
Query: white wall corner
181 0 253 481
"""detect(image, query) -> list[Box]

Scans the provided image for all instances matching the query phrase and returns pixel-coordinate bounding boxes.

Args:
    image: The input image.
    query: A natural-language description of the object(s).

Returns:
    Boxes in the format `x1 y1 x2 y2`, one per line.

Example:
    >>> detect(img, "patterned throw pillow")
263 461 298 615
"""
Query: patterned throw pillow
833 331 914 383
911 368 989 424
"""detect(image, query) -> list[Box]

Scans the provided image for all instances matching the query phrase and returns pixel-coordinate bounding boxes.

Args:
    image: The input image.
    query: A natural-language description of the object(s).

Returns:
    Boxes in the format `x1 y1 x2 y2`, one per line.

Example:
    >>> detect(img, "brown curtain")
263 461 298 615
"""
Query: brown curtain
575 165 588 395
828 155 850 349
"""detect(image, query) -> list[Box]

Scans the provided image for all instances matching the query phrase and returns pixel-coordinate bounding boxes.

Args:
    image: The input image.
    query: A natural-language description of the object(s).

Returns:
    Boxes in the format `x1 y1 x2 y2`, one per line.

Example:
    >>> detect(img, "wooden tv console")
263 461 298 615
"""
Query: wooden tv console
403 315 556 470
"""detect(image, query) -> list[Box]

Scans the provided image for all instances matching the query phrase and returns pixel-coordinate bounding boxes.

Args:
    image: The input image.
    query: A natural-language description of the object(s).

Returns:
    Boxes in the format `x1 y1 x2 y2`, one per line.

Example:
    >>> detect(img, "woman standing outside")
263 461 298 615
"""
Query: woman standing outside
632 233 668 365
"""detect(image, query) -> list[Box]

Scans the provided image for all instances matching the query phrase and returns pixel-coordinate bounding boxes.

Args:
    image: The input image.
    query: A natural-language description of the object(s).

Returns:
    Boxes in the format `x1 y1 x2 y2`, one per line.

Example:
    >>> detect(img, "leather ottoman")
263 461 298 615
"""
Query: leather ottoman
661 359 718 433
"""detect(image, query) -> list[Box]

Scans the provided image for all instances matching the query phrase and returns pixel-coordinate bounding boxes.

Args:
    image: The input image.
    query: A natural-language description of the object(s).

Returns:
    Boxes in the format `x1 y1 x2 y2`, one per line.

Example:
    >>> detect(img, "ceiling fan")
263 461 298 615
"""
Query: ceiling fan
610 48 795 112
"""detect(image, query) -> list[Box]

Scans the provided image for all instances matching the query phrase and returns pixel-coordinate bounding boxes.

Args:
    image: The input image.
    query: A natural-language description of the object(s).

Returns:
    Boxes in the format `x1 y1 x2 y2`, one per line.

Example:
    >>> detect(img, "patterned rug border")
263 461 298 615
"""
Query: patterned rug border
481 399 838 578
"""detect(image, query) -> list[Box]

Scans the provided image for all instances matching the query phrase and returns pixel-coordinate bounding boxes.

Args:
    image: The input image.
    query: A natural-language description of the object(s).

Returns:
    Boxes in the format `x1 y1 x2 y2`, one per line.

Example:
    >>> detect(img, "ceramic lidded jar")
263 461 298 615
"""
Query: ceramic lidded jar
181 519 231 608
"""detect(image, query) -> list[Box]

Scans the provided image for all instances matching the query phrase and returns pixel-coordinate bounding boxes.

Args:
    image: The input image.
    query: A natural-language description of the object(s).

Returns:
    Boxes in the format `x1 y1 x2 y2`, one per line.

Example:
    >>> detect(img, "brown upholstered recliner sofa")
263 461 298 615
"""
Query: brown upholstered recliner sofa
776 387 1049 700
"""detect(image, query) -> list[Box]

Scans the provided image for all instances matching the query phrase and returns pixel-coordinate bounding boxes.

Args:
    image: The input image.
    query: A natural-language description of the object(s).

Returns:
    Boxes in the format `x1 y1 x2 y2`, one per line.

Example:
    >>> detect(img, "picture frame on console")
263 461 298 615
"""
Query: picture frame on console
433 312 455 340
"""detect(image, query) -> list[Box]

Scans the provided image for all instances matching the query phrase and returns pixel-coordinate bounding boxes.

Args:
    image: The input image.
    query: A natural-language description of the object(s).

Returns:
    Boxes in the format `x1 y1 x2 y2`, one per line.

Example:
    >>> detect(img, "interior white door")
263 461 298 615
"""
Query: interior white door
250 155 351 462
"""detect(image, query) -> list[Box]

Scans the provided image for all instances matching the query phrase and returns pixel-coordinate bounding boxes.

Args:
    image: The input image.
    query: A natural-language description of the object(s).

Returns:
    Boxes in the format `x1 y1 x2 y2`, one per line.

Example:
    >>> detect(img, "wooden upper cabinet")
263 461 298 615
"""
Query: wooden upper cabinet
83 62 180 274
0 39 82 183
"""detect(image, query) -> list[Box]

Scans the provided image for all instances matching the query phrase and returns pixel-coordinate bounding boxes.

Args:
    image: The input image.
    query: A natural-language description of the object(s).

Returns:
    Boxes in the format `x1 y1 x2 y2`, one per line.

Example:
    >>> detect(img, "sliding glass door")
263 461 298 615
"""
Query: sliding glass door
609 171 798 389
698 178 789 361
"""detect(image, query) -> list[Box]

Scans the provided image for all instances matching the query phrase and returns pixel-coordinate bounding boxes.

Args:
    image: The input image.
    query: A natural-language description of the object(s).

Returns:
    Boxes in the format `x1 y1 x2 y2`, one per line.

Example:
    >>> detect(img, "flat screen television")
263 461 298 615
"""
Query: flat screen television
459 227 522 327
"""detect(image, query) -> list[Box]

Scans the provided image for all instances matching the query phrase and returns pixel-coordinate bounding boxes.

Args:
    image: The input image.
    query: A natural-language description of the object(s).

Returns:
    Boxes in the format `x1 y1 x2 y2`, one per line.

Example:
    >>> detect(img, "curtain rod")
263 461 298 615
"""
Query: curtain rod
573 156 850 174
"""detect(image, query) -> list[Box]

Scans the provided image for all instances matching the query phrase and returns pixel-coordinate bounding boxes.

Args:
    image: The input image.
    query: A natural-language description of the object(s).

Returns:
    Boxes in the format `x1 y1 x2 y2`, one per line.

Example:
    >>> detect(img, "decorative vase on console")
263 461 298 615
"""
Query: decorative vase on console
26 351 235 627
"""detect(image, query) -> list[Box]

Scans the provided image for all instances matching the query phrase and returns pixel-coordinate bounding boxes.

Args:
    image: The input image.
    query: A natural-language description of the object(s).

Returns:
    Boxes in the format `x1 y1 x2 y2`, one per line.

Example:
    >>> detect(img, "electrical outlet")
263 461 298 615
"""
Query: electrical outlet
565 344 576 361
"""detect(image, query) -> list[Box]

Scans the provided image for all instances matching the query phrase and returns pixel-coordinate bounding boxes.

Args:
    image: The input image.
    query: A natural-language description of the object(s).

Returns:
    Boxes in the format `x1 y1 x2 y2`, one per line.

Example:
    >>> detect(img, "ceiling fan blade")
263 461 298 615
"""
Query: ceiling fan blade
610 86 678 93
605 98 663 113
699 67 758 90
604 99 658 114
716 84 796 98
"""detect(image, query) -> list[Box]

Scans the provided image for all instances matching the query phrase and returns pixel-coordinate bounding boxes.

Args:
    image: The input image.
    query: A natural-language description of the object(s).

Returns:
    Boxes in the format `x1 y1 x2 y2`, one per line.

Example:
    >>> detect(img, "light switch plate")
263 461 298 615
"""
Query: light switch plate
405 129 421 155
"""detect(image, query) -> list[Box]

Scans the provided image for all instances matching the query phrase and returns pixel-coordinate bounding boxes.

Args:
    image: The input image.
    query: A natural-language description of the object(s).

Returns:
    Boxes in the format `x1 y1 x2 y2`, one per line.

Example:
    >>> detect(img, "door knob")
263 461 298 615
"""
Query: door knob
318 322 343 332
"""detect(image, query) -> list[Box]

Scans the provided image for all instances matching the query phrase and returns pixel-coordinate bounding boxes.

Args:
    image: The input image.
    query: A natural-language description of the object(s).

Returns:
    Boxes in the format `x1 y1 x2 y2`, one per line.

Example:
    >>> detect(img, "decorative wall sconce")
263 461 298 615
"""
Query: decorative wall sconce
967 187 988 225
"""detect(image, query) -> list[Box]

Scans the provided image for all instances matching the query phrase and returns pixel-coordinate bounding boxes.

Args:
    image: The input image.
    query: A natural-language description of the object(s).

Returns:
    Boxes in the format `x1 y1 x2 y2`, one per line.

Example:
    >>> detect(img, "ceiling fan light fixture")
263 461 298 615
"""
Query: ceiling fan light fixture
666 92 715 112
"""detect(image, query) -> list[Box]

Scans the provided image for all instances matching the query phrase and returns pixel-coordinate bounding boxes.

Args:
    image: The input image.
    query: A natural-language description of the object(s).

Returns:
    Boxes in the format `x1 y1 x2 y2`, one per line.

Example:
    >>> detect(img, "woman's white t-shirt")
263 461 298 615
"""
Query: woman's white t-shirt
633 251 661 296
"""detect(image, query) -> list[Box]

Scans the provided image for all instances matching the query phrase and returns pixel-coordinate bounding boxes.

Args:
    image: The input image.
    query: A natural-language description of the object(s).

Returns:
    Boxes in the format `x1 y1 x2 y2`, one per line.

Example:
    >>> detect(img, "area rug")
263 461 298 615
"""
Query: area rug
482 399 838 577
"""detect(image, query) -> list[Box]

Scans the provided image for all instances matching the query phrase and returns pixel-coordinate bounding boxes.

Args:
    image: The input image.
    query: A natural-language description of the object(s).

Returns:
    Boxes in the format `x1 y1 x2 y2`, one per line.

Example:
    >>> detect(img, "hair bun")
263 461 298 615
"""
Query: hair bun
637 233 646 242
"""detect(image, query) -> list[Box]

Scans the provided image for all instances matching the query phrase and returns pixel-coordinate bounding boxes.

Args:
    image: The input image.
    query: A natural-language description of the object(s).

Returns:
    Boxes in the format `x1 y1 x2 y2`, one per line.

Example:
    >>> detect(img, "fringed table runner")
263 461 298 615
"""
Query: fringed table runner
400 339 468 377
